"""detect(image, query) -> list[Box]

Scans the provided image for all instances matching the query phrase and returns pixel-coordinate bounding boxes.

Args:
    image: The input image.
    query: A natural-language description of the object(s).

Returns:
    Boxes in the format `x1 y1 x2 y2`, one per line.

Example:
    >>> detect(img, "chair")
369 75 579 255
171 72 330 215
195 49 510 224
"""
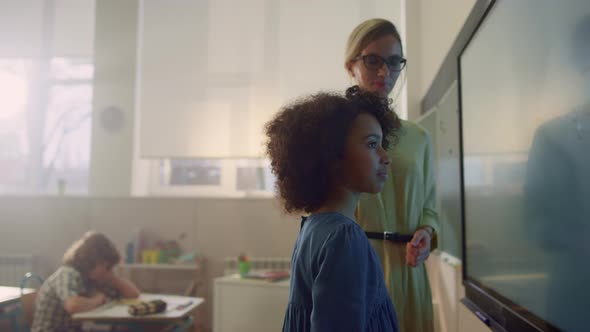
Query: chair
19 272 44 332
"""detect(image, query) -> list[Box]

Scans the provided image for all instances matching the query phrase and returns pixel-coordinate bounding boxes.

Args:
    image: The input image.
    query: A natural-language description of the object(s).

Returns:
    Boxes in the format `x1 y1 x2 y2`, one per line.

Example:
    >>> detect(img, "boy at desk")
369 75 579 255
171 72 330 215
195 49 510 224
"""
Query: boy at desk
32 231 140 332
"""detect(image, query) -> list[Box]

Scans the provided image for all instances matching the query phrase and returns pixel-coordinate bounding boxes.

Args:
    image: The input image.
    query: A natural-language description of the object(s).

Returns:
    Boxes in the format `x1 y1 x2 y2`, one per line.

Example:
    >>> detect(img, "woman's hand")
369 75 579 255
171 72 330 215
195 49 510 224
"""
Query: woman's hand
405 228 432 267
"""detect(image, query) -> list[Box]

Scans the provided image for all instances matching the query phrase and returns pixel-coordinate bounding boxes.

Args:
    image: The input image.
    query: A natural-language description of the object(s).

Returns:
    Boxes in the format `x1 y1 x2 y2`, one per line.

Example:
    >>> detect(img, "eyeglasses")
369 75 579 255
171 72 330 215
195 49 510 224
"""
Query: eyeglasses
354 54 407 72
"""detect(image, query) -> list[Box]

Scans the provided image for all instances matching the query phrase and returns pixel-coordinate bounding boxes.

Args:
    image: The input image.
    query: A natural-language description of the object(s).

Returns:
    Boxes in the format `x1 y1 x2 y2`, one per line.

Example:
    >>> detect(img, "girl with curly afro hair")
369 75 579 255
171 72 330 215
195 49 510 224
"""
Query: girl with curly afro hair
266 87 401 332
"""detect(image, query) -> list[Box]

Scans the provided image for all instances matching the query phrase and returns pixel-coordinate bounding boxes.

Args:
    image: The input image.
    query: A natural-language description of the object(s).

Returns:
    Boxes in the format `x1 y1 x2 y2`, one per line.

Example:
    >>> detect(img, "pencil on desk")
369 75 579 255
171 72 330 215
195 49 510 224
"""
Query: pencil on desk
175 300 193 310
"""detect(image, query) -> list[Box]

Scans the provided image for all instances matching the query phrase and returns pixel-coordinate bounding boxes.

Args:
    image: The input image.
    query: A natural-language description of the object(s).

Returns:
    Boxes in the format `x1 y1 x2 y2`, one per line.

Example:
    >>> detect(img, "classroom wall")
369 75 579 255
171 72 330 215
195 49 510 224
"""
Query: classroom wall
89 0 138 196
0 196 299 332
405 0 476 120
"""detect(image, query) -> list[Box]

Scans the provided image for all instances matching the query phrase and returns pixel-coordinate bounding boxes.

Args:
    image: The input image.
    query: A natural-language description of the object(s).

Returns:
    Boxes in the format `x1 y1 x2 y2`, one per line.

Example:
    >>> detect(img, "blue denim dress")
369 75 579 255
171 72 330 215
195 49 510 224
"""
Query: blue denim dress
282 212 399 332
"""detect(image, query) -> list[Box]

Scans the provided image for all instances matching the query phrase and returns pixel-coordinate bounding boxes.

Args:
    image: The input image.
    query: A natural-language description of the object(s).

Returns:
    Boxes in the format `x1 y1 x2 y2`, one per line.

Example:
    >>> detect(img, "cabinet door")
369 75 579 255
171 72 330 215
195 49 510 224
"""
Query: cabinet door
214 279 289 332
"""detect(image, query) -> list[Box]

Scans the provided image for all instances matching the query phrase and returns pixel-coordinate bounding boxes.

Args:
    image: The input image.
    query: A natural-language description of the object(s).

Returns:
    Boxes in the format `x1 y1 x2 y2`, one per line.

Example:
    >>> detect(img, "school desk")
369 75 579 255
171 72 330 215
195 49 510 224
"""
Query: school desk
0 286 34 332
72 293 204 332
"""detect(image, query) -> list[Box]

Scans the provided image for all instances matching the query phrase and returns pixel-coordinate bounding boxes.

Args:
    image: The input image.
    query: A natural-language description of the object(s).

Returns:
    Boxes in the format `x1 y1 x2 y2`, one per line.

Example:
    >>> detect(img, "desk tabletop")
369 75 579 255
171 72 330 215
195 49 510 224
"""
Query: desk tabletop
214 274 290 288
72 294 204 322
0 286 34 306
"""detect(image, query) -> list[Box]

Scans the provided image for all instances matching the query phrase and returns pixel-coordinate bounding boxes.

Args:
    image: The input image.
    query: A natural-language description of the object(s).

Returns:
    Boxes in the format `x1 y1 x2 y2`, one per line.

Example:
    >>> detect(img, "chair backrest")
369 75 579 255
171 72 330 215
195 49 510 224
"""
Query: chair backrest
20 292 37 328
20 273 44 330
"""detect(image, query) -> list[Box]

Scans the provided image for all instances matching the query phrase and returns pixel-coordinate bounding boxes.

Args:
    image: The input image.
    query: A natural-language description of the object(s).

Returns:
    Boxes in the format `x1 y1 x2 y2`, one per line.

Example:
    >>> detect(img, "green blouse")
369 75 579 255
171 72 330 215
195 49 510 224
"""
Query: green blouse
356 119 439 332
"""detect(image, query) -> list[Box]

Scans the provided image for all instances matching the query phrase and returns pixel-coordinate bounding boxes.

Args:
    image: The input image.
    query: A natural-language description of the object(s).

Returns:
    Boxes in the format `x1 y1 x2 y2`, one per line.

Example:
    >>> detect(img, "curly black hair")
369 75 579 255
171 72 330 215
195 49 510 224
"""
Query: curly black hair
265 86 401 214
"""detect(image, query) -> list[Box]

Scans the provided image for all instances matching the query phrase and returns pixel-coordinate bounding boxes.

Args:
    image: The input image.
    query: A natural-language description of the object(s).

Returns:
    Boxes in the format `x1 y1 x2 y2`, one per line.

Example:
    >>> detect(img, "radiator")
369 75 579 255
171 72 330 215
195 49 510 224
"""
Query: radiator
0 255 35 287
224 256 291 275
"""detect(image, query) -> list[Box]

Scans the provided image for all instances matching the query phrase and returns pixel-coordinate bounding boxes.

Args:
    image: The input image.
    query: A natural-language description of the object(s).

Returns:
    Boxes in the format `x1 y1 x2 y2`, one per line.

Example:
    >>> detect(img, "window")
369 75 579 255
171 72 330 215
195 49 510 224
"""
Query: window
147 158 275 197
0 58 93 195
0 59 31 194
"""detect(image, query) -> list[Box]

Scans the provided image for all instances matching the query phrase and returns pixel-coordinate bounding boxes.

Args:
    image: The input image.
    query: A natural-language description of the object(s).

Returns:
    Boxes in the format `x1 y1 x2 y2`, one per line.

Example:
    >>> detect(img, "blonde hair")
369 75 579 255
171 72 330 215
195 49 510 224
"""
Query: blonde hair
344 18 403 72
63 231 120 276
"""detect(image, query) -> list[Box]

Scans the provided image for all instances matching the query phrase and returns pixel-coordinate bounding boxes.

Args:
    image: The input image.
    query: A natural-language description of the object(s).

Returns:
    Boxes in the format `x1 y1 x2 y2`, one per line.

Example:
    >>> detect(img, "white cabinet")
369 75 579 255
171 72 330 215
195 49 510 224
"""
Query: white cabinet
213 275 289 332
